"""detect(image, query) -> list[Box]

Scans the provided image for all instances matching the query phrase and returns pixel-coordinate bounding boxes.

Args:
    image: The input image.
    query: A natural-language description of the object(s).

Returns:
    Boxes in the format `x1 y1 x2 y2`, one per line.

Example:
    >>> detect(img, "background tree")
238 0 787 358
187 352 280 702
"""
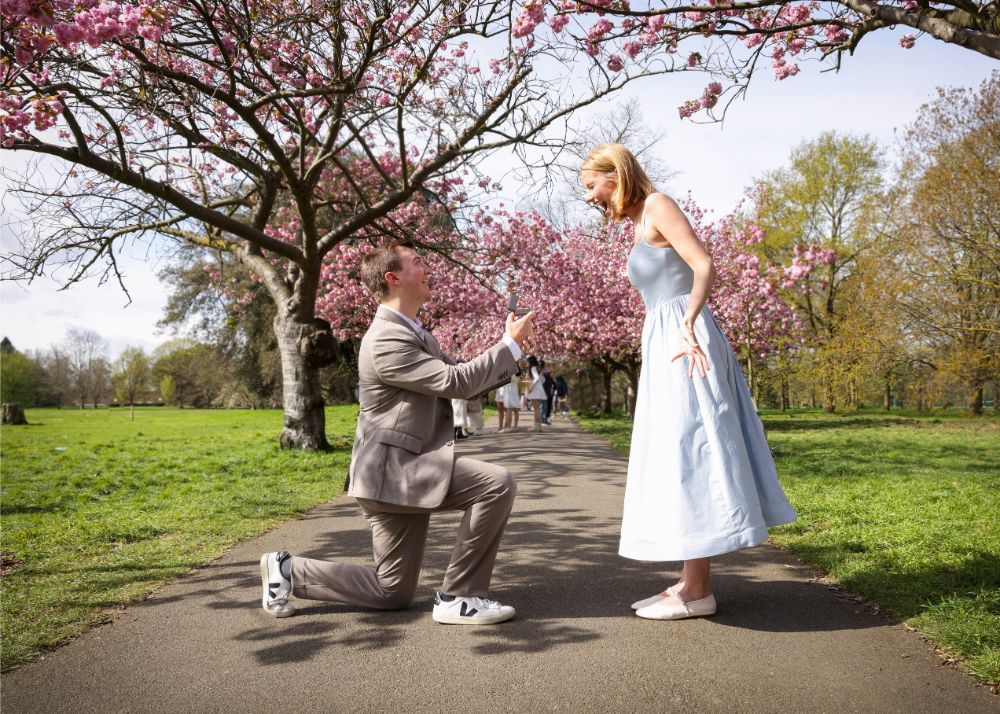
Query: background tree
753 132 886 412
159 374 177 406
158 251 283 408
1 0 681 450
34 346 73 407
111 346 150 420
152 340 225 408
63 327 109 409
891 71 1000 414
0 340 40 406
566 0 998 122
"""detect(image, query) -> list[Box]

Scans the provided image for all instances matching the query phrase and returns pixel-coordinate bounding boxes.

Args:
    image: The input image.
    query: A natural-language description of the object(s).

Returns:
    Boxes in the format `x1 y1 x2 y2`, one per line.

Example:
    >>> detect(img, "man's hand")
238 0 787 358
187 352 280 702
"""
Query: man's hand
506 311 535 350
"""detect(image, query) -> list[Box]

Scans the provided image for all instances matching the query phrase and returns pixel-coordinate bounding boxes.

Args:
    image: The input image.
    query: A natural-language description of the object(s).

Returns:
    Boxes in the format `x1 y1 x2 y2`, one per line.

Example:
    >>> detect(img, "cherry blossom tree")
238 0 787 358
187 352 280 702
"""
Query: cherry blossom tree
543 0 999 121
0 0 679 449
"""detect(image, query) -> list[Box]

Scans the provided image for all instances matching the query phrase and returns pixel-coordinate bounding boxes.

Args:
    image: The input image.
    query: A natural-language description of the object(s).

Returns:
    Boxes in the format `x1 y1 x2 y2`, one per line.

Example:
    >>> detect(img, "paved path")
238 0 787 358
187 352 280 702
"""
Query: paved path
3 418 996 713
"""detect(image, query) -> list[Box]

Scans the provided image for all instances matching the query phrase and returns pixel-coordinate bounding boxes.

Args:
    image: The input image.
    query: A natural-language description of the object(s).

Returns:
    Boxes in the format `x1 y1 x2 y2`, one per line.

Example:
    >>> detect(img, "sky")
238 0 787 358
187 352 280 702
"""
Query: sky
1 30 996 358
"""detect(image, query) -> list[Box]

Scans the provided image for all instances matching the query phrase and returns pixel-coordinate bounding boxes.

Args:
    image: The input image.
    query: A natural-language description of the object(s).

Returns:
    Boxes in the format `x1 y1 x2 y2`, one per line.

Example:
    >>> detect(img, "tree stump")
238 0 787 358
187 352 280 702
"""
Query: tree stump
1 403 27 425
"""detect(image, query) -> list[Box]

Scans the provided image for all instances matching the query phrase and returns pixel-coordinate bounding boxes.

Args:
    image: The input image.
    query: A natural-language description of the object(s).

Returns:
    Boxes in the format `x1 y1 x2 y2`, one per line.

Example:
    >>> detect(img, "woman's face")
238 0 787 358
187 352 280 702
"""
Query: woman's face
582 169 617 217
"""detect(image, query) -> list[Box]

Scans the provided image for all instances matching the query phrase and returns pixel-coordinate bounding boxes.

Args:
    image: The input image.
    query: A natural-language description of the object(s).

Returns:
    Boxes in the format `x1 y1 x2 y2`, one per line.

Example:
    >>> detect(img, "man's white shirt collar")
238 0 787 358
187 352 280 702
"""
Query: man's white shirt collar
382 305 425 340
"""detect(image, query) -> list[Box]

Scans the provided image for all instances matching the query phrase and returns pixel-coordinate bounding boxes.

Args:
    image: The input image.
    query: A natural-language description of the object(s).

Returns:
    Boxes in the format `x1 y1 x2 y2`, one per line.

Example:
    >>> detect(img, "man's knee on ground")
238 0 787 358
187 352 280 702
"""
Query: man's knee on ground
374 575 418 610
494 467 517 501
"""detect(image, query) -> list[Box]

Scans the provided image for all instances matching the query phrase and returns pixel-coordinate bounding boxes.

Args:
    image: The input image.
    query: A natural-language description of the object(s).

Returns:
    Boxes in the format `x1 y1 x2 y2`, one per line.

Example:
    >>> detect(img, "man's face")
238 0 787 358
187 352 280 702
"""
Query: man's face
582 169 617 217
388 246 431 303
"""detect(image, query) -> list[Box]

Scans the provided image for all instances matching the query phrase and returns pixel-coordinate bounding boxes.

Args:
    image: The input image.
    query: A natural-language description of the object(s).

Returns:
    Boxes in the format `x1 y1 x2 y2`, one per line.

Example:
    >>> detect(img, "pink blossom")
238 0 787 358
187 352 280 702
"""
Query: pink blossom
587 18 613 40
549 14 570 33
622 41 643 59
899 33 916 49
607 54 624 72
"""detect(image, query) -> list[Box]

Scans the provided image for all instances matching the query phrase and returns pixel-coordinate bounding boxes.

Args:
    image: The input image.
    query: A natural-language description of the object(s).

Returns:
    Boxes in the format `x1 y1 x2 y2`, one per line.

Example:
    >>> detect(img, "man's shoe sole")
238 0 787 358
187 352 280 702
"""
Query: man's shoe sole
432 609 516 625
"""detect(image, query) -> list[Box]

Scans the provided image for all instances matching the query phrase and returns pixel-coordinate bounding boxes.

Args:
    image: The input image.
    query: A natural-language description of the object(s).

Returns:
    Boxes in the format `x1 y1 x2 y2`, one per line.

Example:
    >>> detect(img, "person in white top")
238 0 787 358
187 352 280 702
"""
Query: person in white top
499 373 521 431
525 355 547 433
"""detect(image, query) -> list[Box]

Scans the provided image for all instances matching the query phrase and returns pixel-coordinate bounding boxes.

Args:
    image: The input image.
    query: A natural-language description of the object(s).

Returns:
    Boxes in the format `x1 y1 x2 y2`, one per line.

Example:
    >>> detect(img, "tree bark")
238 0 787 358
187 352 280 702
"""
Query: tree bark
884 378 892 411
274 314 337 450
823 361 836 413
971 385 984 416
594 360 614 414
625 369 638 420
1 403 27 425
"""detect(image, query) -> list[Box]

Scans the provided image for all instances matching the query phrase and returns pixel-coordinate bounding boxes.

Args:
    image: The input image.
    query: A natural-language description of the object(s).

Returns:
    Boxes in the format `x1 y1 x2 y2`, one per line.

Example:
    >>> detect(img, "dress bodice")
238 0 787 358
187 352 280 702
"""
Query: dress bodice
627 240 694 308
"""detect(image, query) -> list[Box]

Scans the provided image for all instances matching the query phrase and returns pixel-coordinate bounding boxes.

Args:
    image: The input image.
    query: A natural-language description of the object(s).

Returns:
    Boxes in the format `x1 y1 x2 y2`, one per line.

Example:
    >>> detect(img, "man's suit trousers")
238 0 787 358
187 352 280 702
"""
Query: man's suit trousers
291 457 516 608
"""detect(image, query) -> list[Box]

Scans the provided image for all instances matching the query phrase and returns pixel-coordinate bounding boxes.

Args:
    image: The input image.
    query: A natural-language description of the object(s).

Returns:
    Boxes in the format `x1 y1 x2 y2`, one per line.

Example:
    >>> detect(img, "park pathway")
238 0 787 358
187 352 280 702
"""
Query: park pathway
3 418 996 713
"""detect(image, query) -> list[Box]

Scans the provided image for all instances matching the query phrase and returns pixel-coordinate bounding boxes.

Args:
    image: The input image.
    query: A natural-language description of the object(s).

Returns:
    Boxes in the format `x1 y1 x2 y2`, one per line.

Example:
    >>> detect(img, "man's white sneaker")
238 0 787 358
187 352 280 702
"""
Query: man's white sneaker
431 592 515 625
260 551 295 617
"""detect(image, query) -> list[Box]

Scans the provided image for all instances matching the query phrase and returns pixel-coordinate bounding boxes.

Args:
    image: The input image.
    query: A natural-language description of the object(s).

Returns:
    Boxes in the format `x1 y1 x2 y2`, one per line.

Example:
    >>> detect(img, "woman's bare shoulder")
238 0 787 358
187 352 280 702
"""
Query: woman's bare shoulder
645 192 681 213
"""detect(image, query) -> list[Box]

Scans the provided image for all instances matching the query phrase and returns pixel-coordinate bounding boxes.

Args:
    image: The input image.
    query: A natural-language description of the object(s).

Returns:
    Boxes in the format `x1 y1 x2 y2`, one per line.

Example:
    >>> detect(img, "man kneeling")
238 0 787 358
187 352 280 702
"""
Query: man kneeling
261 241 533 624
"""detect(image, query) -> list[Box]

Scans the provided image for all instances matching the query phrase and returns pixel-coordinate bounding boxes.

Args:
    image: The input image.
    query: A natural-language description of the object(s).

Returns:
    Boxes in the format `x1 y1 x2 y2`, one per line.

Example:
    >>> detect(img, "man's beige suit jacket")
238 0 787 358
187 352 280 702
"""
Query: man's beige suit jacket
348 306 518 508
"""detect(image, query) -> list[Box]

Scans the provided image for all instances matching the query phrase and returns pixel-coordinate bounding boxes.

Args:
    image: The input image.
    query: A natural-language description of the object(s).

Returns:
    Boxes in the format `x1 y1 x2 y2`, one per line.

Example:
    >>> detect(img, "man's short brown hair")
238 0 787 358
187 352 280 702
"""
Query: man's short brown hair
360 240 416 303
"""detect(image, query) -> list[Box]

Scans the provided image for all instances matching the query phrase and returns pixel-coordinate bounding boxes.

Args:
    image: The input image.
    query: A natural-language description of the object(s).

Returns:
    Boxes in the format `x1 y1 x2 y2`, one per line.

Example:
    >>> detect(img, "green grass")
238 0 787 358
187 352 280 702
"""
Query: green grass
575 407 1000 684
1 406 357 672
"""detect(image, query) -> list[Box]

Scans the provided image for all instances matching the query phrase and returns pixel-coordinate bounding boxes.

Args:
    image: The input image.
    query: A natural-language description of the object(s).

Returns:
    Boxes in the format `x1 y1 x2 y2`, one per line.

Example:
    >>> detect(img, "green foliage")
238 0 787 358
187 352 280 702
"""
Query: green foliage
0 350 40 405
755 131 884 255
111 346 150 406
574 408 1000 683
153 341 224 408
0 406 357 672
159 375 177 404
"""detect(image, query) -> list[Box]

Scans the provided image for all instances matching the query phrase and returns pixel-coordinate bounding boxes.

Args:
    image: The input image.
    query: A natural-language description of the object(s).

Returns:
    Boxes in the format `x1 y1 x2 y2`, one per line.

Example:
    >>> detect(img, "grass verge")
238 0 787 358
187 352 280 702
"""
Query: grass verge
574 407 1000 684
1 406 356 672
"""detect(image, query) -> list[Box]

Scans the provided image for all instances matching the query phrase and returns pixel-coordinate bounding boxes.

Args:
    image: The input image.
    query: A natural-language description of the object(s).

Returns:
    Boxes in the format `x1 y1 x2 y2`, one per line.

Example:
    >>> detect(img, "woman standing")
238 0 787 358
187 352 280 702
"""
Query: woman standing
580 144 797 620
525 355 547 433
499 373 521 431
494 386 508 433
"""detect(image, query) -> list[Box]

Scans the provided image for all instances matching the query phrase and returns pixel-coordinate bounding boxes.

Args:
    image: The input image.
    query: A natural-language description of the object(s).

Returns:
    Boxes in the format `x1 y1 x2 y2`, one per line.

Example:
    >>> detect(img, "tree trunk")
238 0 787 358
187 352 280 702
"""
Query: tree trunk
625 369 638 420
2 403 27 425
823 361 836 413
970 385 984 416
594 360 613 414
274 314 337 450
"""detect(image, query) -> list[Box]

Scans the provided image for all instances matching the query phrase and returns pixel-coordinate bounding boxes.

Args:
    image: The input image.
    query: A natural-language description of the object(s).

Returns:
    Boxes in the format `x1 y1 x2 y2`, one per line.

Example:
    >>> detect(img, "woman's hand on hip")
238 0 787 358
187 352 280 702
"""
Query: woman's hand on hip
671 320 710 379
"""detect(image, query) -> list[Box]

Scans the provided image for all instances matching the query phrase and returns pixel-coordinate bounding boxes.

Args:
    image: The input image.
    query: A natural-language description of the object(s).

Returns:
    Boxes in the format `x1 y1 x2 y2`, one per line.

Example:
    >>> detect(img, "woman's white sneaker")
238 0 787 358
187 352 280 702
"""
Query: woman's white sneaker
431 592 515 625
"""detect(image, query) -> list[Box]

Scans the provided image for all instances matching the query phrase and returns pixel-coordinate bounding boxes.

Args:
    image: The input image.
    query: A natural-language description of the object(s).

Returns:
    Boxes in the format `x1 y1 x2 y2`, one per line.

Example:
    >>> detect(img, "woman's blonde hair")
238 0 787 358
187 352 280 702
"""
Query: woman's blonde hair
581 143 655 218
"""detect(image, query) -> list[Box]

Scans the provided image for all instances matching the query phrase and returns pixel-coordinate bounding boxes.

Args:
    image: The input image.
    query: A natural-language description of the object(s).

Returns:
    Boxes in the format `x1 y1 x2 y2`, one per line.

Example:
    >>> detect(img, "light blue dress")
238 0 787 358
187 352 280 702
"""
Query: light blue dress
619 233 797 562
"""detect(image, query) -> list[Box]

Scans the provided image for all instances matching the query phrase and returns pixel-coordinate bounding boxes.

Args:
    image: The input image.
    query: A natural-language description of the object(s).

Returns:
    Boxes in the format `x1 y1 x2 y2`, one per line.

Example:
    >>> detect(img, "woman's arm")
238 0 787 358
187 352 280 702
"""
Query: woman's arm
645 192 715 378
644 192 716 323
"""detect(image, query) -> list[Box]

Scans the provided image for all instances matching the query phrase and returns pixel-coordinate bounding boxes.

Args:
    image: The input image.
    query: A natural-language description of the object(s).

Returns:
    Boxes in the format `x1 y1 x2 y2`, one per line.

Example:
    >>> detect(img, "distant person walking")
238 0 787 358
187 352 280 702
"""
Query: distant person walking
554 375 569 418
541 360 555 425
525 355 547 433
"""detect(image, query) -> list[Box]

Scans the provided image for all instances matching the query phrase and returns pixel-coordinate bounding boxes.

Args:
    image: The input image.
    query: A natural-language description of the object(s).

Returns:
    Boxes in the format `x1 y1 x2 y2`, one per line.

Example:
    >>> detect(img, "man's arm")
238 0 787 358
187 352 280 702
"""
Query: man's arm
372 332 517 400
